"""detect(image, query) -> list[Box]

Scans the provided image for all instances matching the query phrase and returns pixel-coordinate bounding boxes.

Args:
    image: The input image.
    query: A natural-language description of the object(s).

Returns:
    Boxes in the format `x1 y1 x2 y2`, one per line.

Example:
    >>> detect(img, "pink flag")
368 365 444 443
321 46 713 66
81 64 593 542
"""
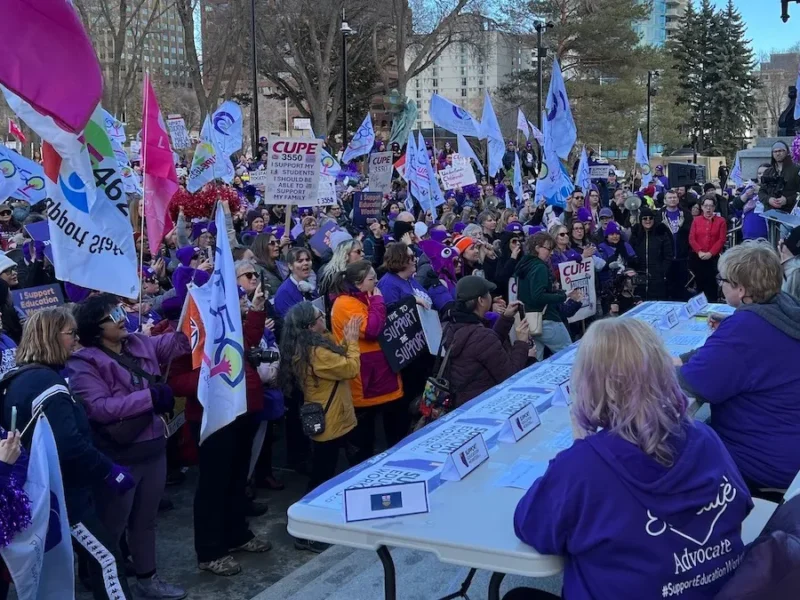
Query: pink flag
141 74 177 256
0 0 102 133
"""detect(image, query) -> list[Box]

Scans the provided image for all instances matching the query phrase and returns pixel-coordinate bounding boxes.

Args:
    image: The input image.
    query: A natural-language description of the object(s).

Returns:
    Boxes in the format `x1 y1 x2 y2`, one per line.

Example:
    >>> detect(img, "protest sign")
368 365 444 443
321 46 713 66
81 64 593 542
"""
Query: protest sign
352 191 382 228
248 170 269 191
439 155 477 190
368 151 393 194
24 221 54 263
265 137 322 206
12 284 64 319
557 258 597 322
417 305 442 355
379 297 427 373
316 177 337 207
309 221 351 256
588 165 611 179
165 115 190 149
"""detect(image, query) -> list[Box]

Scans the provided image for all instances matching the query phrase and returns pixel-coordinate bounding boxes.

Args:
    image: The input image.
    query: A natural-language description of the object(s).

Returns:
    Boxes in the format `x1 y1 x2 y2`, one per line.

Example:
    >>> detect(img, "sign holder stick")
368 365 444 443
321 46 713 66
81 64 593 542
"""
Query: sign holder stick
285 204 293 240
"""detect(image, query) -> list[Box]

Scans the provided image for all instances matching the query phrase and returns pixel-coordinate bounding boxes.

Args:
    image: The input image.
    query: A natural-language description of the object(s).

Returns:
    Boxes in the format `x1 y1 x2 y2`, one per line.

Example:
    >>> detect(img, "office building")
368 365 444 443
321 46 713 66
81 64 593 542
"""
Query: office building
636 0 687 47
754 52 800 137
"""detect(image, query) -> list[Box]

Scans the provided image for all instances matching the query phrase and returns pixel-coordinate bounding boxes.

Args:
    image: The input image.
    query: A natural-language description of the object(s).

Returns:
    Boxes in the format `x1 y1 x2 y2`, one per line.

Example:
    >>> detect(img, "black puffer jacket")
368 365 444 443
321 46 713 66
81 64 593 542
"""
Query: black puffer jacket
630 222 674 301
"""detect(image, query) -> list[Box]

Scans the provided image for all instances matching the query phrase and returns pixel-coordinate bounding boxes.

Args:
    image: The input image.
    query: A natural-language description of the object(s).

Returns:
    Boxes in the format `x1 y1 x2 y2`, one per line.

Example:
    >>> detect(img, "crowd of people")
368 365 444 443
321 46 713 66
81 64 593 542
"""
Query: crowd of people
0 134 799 600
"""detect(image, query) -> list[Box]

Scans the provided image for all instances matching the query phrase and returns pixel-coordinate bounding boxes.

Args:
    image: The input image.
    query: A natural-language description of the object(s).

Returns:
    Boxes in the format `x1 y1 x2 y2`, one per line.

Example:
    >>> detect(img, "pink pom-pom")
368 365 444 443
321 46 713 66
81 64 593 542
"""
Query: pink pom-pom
792 134 800 164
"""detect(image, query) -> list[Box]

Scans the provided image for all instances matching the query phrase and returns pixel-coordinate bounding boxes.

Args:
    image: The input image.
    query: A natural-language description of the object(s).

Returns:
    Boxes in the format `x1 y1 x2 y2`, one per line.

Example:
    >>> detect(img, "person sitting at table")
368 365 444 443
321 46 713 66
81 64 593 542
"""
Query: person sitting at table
509 318 752 600
677 240 800 497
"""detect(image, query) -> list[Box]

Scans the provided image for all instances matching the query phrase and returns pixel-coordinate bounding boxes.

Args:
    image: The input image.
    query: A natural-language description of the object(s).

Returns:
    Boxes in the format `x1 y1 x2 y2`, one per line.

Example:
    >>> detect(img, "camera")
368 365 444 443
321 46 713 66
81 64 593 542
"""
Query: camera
760 175 784 200
246 348 280 368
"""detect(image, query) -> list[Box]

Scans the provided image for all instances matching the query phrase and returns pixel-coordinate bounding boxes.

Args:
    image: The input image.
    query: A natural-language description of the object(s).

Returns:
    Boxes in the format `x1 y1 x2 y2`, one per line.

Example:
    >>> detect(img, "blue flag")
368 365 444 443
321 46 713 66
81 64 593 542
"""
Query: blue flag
410 132 433 213
513 152 523 204
342 113 375 163
574 146 591 193
480 92 505 177
4 147 46 203
201 101 243 156
636 130 652 186
545 58 577 160
729 152 743 188
457 133 485 175
429 94 482 138
189 115 236 192
0 146 22 202
419 132 445 210
537 111 574 209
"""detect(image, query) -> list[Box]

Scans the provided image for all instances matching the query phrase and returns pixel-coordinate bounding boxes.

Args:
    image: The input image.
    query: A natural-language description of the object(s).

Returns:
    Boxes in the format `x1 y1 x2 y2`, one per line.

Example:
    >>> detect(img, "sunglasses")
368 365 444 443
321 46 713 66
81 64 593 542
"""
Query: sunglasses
239 272 257 280
268 240 279 247
0 211 11 217
641 216 654 221
100 304 127 325
557 232 569 237
144 277 157 284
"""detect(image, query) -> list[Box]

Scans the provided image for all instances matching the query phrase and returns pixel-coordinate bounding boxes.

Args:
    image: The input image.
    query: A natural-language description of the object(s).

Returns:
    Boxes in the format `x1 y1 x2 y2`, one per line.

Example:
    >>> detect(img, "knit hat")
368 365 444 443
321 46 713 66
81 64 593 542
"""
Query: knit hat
504 222 523 233
141 266 156 280
605 221 622 236
524 225 544 236
329 229 353 250
176 246 201 267
599 207 614 219
576 207 592 223
453 236 476 255
414 222 428 239
247 210 264 229
453 222 467 234
784 226 800 257
191 220 211 240
393 220 414 242
639 207 656 220
0 252 15 274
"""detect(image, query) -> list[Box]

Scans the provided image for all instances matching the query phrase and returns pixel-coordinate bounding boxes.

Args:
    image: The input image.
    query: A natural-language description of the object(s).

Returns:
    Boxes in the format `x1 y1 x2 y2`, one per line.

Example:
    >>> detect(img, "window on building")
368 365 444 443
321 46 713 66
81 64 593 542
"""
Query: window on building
478 78 484 87
460 66 466 76
461 77 467 86
479 65 485 74
461 88 467 97
432 78 438 88
416 90 421 99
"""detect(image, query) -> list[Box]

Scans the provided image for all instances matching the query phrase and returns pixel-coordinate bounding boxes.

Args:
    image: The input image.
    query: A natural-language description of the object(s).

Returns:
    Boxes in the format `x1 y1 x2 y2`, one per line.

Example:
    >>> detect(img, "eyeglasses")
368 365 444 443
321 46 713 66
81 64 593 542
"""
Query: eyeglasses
0 211 11 217
268 240 279 247
715 274 731 286
573 195 584 200
557 232 569 237
239 272 257 280
641 216 654 222
352 248 364 255
100 304 126 325
60 329 78 338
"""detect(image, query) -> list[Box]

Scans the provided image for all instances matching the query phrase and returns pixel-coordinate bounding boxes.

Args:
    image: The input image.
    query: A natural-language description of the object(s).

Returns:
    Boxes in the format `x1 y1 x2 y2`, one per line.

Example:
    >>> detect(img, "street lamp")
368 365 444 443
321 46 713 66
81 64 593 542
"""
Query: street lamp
341 11 356 150
782 0 800 22
646 70 660 153
534 20 553 132
250 0 259 157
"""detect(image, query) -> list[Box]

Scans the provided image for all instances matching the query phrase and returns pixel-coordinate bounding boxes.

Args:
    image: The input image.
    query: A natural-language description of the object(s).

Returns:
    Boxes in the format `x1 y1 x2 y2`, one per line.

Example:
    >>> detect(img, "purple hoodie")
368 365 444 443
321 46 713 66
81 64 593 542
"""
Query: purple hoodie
514 421 752 600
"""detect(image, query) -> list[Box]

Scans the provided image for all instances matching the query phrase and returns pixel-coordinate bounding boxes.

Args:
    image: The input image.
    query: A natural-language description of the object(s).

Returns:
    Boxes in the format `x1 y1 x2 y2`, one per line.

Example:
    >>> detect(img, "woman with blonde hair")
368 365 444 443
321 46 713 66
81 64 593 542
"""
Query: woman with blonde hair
510 318 752 600
317 238 365 299
2 307 135 600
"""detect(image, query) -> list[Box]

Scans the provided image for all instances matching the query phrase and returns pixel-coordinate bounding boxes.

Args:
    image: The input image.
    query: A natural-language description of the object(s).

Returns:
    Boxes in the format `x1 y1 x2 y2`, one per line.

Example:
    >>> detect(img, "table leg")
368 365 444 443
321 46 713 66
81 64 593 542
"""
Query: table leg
438 567 477 600
488 571 506 600
376 545 396 600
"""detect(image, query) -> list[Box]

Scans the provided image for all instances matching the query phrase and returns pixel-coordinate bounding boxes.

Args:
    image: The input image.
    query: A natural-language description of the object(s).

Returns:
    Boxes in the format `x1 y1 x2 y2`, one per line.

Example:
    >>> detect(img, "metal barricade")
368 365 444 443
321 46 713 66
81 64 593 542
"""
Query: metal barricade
725 218 743 250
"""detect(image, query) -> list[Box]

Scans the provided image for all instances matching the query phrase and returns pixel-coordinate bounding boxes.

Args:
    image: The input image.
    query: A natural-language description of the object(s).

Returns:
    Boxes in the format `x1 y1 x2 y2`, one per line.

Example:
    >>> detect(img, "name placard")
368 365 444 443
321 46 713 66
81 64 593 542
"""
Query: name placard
343 481 429 522
440 433 489 481
660 308 680 330
498 403 541 443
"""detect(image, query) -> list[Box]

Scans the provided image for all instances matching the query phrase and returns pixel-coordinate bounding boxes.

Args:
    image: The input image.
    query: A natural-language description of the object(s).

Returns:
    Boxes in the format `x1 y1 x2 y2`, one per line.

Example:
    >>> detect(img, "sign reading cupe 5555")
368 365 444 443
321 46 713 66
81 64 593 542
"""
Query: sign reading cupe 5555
265 137 322 206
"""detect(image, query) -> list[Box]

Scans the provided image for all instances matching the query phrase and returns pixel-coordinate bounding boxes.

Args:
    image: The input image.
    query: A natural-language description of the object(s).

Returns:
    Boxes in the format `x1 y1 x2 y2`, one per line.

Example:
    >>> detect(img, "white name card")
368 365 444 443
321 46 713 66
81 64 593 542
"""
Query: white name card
552 381 573 407
343 481 429 523
499 403 541 443
440 433 489 481
688 293 709 315
659 308 680 330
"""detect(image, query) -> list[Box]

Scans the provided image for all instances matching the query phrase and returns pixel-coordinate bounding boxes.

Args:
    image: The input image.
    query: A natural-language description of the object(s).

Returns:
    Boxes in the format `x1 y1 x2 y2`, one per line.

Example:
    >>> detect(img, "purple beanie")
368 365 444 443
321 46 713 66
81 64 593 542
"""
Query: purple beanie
430 229 450 243
576 207 592 223
176 246 200 267
453 222 467 234
505 222 523 233
605 221 622 236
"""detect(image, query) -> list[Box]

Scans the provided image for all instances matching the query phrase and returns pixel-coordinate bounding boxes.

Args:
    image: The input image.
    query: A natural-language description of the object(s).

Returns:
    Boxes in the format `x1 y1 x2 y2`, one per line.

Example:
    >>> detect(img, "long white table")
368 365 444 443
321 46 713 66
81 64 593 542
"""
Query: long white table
287 301 718 600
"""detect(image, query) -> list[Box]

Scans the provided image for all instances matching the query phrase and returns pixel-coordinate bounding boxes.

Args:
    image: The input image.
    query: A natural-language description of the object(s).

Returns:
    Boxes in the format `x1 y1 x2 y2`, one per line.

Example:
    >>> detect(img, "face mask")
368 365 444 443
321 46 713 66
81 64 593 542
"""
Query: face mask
12 207 30 222
388 211 399 219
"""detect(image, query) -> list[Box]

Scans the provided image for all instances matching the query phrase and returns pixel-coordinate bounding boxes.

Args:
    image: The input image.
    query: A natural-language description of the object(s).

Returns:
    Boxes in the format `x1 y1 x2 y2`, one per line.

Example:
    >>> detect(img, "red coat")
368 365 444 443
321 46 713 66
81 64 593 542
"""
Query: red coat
169 309 266 424
689 215 727 256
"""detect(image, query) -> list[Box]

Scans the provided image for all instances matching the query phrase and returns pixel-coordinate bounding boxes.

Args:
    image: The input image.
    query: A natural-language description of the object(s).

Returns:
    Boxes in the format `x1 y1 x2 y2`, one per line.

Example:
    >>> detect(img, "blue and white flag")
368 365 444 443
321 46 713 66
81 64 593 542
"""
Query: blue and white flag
100 109 126 146
429 94 482 138
410 132 433 213
1 416 75 600
538 111 573 209
319 148 341 179
42 106 140 298
517 108 529 140
0 145 23 202
188 115 236 192
574 146 591 193
513 152 523 203
636 129 652 186
419 132 445 209
729 153 743 188
192 202 248 443
528 121 544 145
456 133 484 175
100 115 141 195
342 113 375 164
480 92 505 177
201 101 243 157
545 59 577 160
5 149 47 203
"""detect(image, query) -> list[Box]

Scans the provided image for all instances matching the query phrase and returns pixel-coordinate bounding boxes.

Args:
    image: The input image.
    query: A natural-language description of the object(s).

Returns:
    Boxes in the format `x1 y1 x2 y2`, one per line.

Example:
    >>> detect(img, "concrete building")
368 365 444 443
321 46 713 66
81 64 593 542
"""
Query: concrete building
754 52 800 138
407 18 536 130
636 0 687 47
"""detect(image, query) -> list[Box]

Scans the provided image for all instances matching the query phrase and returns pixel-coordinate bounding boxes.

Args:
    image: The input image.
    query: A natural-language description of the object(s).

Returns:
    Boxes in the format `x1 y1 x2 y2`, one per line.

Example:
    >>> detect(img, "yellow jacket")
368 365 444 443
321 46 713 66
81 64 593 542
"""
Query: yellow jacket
301 337 360 442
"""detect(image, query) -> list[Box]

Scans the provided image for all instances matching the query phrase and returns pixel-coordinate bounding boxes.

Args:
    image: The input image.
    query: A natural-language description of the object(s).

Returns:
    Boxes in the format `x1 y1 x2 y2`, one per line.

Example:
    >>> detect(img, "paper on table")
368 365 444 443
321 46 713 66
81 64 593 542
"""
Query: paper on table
494 459 549 490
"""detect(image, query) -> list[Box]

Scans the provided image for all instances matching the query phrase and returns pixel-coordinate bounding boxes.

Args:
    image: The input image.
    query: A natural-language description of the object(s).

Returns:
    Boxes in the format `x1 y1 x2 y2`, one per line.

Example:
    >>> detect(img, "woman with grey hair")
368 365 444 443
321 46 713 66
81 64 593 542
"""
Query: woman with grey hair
510 318 752 600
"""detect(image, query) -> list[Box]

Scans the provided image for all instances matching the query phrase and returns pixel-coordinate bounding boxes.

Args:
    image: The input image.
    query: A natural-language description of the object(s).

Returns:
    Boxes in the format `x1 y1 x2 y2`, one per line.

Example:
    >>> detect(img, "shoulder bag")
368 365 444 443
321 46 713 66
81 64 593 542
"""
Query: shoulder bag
525 304 548 337
300 381 340 437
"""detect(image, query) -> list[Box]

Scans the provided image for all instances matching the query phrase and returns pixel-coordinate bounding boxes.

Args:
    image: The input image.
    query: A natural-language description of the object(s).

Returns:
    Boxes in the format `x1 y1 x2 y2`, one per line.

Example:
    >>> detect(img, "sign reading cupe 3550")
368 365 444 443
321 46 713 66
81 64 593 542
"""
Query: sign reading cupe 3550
379 297 428 373
265 137 322 206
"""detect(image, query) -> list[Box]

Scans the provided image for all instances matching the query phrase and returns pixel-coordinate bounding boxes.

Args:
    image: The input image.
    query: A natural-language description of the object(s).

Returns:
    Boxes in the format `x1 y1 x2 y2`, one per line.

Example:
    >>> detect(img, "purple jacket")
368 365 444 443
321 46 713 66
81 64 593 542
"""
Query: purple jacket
679 293 800 489
66 332 190 445
274 277 317 318
514 421 752 599
377 272 430 308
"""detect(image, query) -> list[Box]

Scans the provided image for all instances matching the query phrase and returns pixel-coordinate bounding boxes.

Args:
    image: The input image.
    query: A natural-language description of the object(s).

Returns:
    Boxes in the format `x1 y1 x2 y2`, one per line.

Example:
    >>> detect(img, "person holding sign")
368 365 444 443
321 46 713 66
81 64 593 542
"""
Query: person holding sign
442 276 531 407
511 319 751 600
330 261 405 461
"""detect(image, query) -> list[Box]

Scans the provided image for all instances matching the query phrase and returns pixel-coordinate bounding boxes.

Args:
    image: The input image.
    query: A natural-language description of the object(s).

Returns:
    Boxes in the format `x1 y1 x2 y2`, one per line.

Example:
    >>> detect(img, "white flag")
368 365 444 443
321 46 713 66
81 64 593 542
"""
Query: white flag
636 129 652 186
729 153 743 188
574 146 591 193
480 92 505 177
429 94 482 138
456 133 484 175
528 121 544 145
342 113 375 163
513 152 523 202
201 101 243 156
419 132 445 209
193 203 248 443
545 59 577 160
0 145 23 202
517 108 530 140
1 416 75 600
187 124 235 193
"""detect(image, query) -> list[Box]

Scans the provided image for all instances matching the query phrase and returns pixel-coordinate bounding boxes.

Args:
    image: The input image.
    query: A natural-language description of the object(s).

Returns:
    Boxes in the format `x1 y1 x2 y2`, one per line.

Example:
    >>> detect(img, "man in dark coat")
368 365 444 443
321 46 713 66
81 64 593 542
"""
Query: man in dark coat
630 207 674 300
657 189 693 300
442 276 530 407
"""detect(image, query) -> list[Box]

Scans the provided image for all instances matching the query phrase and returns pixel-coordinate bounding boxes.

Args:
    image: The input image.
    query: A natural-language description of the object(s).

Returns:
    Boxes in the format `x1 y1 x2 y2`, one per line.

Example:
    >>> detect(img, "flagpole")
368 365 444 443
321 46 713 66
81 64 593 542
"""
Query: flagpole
139 73 149 327
432 126 437 172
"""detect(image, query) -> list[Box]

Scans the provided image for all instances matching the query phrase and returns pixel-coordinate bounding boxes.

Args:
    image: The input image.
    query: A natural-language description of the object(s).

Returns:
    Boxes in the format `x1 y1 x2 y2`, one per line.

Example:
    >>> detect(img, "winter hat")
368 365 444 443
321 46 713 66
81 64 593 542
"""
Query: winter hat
414 222 428 239
444 190 456 200
418 240 457 281
141 265 156 280
247 210 264 229
772 141 790 153
176 246 201 267
784 226 800 257
453 222 467 234
453 236 476 255
703 183 717 193
639 206 656 220
191 220 211 240
0 253 14 274
430 228 450 243
504 222 523 233
604 221 622 236
393 220 414 242
329 229 353 250
524 225 544 236
599 207 614 219
493 183 507 198
576 207 592 223
464 184 481 199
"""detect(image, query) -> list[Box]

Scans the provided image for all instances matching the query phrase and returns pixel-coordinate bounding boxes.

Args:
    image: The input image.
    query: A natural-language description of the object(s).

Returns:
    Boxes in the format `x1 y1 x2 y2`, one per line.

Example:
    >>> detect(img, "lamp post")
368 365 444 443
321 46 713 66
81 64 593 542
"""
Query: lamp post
534 20 553 132
782 0 800 22
646 70 660 153
341 10 355 150
250 0 259 157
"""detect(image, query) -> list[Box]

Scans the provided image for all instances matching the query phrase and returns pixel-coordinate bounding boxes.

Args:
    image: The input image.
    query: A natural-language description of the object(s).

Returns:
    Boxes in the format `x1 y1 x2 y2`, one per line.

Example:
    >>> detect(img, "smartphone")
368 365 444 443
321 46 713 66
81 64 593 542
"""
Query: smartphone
517 304 526 321
260 271 267 293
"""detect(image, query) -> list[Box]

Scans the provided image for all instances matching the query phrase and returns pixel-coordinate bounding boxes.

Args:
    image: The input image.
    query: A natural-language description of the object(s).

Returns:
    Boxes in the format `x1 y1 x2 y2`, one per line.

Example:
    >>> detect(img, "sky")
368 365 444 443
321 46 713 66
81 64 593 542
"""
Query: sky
713 0 800 57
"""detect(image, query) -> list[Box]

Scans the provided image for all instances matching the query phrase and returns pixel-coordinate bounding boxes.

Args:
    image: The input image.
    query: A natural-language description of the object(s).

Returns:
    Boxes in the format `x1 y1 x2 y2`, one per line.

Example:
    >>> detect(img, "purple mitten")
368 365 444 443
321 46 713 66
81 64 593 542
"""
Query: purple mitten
149 383 175 414
105 464 135 494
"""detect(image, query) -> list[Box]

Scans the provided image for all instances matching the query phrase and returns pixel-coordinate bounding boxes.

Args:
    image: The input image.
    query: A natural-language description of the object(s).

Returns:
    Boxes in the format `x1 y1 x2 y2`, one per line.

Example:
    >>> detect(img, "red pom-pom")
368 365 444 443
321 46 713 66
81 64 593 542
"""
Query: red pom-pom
169 183 242 221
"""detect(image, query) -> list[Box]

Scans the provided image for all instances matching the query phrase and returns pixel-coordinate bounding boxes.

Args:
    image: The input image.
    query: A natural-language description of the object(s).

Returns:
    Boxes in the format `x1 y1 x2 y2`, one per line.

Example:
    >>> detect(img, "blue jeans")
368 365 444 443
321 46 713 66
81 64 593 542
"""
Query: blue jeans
533 320 573 361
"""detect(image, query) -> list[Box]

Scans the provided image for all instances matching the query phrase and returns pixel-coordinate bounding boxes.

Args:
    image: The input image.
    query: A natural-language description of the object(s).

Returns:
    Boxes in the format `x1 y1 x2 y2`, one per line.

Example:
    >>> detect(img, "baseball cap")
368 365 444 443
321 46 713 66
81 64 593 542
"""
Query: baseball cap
456 275 496 302
599 207 614 219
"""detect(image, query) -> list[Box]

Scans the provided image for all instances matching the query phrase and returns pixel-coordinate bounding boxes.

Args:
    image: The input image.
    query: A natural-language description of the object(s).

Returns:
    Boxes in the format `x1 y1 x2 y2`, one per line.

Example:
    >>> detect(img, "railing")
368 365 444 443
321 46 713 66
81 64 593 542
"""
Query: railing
725 218 743 250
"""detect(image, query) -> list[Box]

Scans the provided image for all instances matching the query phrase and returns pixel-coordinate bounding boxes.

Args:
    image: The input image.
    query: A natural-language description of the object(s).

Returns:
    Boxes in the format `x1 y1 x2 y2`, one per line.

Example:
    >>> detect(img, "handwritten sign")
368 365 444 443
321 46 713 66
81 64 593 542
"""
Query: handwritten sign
12 284 64 319
439 154 477 189
379 297 427 372
248 170 269 191
368 151 393 194
352 191 383 227
265 137 322 206
557 258 597 322
165 116 190 149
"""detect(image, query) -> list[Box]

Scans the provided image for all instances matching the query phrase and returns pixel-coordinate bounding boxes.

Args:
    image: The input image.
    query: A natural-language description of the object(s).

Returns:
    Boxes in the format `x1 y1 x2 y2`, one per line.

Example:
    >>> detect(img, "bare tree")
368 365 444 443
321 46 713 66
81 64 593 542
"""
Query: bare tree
756 70 796 137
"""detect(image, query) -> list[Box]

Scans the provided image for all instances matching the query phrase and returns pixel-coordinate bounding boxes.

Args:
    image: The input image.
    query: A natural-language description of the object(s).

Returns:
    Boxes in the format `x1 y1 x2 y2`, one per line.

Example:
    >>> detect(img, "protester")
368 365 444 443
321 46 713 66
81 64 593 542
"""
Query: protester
658 189 693 300
377 242 432 309
779 226 800 301
68 294 190 599
274 247 318 318
677 240 800 495
251 233 287 297
629 207 673 300
511 318 752 600
688 197 727 302
442 277 531 406
547 222 582 272
758 140 799 213
732 164 769 240
317 239 364 300
3 307 134 600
